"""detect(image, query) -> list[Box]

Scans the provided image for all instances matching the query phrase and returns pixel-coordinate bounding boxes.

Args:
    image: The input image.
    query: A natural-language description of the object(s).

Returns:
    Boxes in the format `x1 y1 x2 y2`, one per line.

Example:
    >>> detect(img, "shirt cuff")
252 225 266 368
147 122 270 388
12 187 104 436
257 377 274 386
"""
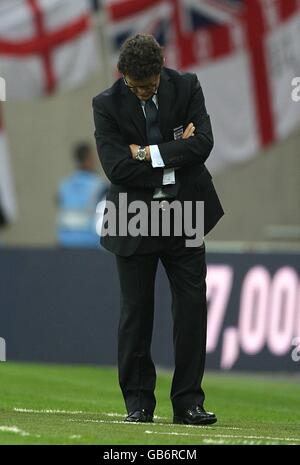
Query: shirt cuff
149 145 165 168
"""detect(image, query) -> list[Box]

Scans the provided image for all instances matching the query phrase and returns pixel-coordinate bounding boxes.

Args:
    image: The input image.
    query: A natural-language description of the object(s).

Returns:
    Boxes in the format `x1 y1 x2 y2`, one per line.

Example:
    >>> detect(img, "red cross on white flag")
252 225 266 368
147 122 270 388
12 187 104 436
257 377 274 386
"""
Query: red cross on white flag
0 0 99 99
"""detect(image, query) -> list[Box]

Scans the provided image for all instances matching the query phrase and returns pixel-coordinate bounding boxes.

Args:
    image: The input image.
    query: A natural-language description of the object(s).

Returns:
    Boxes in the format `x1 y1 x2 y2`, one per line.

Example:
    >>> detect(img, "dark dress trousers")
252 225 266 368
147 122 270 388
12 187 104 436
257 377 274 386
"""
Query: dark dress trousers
92 67 224 415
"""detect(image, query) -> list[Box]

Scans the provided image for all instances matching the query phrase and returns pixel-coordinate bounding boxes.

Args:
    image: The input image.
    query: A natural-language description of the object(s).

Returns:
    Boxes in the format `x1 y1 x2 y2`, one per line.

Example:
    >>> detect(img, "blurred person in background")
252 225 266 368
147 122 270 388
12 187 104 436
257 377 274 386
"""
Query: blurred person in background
56 142 108 248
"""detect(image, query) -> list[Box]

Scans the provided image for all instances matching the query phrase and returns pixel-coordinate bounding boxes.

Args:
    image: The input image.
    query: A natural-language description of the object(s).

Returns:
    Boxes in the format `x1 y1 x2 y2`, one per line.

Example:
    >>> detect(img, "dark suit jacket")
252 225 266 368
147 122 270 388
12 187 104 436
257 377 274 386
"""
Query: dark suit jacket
92 67 224 256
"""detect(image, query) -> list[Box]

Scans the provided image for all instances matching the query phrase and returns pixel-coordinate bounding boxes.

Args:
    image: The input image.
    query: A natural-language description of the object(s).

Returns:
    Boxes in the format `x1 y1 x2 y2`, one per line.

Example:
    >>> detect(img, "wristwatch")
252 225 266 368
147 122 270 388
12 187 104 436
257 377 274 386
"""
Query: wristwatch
135 146 147 161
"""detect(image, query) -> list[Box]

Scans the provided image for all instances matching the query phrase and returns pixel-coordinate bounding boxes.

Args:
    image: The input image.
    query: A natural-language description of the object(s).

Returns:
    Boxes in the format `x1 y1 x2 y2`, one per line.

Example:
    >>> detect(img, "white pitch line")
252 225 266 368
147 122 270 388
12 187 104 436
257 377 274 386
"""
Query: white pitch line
14 408 87 415
68 418 214 428
203 438 226 445
0 426 30 437
13 408 124 418
13 408 167 421
68 418 211 428
68 418 144 426
102 412 124 417
203 439 281 445
67 418 244 432
13 408 260 435
144 430 300 443
103 412 166 420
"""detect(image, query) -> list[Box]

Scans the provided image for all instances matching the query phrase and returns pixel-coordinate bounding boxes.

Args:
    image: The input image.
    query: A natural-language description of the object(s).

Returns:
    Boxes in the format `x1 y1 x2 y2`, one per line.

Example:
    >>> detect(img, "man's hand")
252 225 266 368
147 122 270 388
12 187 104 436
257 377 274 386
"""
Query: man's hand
172 123 195 170
182 122 195 139
129 144 139 159
174 123 196 171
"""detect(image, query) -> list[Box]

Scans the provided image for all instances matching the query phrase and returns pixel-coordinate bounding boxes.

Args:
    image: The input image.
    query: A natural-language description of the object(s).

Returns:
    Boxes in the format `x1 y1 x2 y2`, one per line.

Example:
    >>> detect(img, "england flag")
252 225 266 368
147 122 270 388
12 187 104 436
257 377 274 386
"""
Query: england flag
0 0 100 99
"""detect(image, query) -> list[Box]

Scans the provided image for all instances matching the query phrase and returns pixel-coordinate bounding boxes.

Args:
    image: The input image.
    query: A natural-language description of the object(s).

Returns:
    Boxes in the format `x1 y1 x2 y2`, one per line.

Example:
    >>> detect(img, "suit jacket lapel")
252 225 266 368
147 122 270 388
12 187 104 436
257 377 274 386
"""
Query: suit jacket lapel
121 83 147 144
157 69 175 140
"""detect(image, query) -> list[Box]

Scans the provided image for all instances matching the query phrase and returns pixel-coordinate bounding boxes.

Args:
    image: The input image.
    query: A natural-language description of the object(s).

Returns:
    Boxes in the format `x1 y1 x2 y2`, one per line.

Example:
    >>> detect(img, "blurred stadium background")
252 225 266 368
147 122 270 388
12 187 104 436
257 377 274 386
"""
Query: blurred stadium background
0 0 299 445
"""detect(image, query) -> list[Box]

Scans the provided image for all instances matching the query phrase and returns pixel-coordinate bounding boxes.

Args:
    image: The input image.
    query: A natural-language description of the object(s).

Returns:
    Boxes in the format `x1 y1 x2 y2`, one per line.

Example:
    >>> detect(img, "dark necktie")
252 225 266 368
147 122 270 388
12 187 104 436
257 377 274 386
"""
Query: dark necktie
144 98 179 199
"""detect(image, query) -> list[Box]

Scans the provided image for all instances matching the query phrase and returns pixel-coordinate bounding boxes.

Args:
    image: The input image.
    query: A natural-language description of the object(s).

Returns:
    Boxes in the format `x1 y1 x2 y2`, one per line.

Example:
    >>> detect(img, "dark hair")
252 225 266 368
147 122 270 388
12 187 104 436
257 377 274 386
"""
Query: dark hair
73 143 92 165
117 34 164 80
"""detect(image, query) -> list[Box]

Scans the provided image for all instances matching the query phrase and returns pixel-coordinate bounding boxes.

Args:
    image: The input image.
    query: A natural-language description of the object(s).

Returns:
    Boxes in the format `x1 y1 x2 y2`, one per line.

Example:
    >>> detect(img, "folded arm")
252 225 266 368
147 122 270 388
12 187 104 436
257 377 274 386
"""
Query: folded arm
93 98 164 188
157 75 214 169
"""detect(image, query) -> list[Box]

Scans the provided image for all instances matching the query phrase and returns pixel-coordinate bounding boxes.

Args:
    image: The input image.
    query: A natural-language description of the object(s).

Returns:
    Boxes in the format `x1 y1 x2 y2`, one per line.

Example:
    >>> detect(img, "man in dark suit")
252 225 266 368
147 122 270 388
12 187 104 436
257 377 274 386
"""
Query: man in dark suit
93 34 224 425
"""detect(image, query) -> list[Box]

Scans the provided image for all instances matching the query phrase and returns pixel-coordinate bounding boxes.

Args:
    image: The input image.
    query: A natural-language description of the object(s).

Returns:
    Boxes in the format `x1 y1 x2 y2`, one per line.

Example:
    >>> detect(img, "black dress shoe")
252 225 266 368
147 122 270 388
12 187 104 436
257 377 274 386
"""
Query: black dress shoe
125 409 153 423
173 405 217 425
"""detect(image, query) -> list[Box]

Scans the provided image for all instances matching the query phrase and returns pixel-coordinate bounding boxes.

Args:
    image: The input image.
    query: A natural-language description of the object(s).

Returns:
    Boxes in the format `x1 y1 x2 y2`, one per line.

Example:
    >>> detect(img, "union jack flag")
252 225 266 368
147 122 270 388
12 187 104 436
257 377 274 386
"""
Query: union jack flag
106 0 246 68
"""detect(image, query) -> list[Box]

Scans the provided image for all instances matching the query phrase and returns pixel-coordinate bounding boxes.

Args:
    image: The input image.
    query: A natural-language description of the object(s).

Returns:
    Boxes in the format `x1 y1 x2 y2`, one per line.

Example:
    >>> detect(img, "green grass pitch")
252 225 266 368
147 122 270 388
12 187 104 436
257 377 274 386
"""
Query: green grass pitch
0 362 299 445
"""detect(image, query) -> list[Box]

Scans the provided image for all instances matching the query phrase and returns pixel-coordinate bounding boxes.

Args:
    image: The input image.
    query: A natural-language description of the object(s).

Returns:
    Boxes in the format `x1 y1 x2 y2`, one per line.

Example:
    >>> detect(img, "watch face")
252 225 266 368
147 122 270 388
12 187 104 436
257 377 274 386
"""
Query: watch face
137 148 146 160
